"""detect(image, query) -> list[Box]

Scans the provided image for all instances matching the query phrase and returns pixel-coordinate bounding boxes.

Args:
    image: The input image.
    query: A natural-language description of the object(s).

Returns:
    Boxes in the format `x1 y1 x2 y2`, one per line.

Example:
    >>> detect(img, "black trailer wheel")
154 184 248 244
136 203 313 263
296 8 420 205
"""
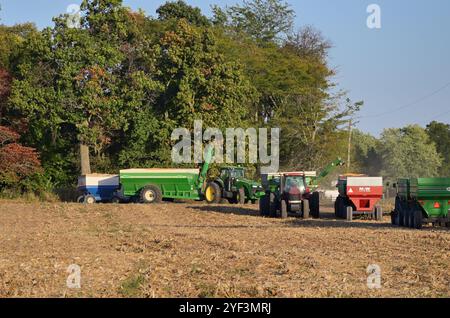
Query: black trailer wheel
404 209 411 228
111 196 121 204
280 200 288 219
310 192 320 219
398 209 404 227
140 185 162 204
259 195 270 217
412 209 423 229
269 193 277 218
205 182 222 204
236 188 246 205
302 199 310 219
346 206 353 221
334 198 339 217
77 196 85 204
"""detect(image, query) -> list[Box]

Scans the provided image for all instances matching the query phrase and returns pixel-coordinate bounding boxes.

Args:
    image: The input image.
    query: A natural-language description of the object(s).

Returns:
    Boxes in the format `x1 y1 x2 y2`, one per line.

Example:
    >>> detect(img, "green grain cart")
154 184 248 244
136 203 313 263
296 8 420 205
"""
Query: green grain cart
392 178 450 229
113 145 214 204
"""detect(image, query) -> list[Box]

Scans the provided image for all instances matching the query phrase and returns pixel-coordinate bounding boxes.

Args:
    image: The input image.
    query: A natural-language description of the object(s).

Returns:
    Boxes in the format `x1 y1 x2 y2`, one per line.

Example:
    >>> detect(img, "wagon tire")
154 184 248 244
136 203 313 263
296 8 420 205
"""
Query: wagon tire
413 209 423 229
375 206 383 221
111 196 121 204
77 196 85 204
346 206 353 221
140 185 162 204
85 195 96 205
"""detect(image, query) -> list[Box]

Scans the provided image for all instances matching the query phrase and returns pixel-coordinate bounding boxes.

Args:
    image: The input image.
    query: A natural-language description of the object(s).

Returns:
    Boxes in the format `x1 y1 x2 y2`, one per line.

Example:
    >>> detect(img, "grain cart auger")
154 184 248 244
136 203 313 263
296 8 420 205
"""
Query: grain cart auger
259 172 320 219
308 158 345 190
335 176 384 221
113 143 215 204
204 167 265 205
391 178 450 229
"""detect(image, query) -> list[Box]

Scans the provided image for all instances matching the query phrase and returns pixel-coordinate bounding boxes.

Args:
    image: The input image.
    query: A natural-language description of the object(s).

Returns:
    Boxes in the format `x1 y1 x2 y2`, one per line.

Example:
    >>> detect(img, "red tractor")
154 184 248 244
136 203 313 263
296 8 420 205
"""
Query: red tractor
259 172 320 219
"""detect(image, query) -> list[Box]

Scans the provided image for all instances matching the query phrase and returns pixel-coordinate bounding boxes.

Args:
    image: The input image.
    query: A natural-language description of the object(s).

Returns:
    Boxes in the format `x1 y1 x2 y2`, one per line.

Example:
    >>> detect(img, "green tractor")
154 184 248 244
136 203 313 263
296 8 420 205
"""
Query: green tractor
259 172 320 219
205 167 265 204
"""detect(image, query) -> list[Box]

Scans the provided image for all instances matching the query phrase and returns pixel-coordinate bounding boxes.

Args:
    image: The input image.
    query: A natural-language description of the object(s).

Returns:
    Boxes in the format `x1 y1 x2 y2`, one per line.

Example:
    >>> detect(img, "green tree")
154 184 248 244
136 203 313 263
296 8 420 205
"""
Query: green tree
351 129 382 176
426 121 450 176
8 0 161 182
219 0 295 43
379 125 442 180
156 0 210 26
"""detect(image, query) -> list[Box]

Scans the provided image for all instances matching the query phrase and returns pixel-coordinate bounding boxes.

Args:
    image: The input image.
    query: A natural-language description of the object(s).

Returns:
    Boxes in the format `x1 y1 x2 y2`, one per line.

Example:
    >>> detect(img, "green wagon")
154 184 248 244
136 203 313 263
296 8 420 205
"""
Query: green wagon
392 178 450 229
113 145 214 204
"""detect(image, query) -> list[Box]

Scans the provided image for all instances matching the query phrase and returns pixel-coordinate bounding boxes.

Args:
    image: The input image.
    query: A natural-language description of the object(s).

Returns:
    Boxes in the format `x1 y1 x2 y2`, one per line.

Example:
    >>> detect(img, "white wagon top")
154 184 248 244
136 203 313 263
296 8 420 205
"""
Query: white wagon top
346 177 383 187
78 174 119 187
120 169 199 174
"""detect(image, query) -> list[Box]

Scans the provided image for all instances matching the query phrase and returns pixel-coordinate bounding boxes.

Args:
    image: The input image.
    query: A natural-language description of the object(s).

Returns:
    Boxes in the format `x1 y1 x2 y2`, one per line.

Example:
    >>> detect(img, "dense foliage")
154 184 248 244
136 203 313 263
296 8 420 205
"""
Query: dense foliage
1 0 447 195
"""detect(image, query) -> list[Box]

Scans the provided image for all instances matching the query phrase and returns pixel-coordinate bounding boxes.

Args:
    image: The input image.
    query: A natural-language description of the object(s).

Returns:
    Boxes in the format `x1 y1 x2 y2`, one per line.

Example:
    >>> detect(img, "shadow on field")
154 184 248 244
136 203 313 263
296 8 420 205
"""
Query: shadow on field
190 205 261 217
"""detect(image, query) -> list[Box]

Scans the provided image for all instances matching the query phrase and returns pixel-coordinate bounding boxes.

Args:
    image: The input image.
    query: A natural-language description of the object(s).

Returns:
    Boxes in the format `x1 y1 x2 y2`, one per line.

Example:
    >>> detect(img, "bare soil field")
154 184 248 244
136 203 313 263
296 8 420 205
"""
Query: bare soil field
0 200 449 298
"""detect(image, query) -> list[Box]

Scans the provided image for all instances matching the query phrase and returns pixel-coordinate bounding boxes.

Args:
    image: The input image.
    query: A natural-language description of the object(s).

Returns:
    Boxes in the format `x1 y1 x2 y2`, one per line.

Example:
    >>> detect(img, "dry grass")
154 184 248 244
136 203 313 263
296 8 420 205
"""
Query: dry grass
0 199 449 298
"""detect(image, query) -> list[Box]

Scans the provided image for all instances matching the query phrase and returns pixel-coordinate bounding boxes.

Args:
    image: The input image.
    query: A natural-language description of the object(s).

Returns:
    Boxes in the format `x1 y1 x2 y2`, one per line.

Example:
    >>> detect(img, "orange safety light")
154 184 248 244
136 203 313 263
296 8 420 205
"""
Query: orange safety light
433 202 441 209
419 201 424 206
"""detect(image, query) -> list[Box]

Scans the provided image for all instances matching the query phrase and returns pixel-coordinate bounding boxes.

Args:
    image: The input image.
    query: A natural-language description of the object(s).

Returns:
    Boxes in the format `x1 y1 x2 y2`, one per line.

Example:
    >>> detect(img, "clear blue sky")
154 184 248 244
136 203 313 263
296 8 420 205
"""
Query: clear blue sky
1 0 449 136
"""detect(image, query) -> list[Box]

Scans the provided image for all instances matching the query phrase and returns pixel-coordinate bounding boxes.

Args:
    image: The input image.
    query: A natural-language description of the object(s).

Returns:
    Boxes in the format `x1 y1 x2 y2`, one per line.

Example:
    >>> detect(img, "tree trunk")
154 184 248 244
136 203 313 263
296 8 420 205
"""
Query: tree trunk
80 143 91 175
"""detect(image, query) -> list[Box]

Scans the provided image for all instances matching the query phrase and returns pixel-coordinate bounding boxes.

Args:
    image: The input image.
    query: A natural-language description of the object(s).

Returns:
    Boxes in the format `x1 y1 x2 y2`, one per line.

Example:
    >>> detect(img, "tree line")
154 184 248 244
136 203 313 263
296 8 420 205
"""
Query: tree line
0 0 448 196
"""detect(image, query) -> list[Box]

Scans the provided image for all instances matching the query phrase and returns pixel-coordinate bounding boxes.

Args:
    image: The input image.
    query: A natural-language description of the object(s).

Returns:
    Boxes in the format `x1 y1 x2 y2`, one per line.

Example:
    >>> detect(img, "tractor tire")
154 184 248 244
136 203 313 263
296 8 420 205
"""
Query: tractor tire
77 196 85 204
346 206 353 221
412 209 423 230
269 193 277 218
280 200 288 219
302 199 310 219
375 206 383 221
84 195 96 205
310 192 320 219
205 182 222 204
140 185 162 204
236 188 246 205
259 195 270 217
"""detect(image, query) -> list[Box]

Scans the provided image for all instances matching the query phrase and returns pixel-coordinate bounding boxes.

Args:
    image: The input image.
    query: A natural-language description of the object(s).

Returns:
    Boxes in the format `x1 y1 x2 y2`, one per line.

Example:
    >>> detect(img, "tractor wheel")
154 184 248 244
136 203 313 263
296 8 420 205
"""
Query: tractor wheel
77 196 85 204
269 193 277 218
302 199 310 219
375 206 383 221
259 195 270 217
280 200 288 219
310 192 320 219
412 209 423 229
140 185 162 204
346 206 353 221
205 182 222 204
236 188 246 205
85 195 96 205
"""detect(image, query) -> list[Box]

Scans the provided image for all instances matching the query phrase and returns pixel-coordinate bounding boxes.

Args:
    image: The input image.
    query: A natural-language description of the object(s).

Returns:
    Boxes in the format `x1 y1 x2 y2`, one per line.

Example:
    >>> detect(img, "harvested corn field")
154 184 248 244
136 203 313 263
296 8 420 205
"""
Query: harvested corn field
0 200 449 298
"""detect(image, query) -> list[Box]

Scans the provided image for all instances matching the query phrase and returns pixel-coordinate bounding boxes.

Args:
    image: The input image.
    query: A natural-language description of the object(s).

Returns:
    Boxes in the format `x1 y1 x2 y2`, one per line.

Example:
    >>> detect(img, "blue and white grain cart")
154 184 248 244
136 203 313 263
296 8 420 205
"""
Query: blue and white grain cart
77 174 120 204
